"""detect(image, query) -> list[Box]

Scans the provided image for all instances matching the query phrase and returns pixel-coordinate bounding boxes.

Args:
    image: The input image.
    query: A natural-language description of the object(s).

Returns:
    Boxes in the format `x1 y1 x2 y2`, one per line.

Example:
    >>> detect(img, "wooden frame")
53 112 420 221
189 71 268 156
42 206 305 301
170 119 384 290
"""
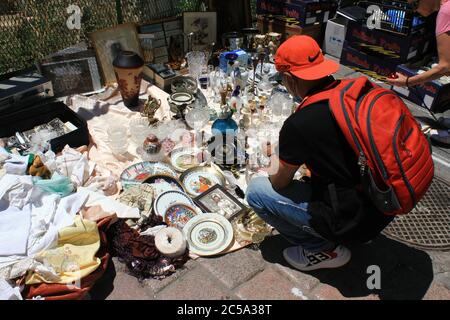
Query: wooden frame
90 23 143 85
194 184 247 220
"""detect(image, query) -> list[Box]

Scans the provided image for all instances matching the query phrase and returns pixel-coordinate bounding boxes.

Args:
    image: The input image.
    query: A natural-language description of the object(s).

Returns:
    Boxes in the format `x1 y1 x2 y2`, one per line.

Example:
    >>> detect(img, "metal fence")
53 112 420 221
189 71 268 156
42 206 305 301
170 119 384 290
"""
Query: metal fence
0 0 205 75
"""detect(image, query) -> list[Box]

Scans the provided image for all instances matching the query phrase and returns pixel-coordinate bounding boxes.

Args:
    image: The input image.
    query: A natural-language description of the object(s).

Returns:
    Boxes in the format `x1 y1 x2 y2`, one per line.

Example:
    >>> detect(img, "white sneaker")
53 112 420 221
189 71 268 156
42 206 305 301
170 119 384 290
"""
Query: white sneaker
283 245 351 272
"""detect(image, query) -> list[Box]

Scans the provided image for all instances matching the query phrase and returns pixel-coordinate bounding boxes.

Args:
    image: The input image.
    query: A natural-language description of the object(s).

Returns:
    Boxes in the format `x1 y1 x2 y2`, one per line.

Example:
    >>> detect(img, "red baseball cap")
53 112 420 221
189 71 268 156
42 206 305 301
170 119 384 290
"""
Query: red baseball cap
275 35 339 80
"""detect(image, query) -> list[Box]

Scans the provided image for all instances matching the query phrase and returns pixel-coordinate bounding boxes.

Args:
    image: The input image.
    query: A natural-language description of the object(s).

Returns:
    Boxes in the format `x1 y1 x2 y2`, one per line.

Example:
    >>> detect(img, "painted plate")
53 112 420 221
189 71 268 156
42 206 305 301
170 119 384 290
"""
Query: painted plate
164 203 199 230
154 190 195 217
143 174 184 198
180 166 226 197
120 161 178 189
170 147 208 172
183 213 234 257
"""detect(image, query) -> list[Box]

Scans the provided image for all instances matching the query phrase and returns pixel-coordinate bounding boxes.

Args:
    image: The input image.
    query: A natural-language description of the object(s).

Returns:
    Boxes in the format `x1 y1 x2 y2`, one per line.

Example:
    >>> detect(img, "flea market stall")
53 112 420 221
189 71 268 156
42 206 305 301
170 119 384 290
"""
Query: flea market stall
0 0 447 300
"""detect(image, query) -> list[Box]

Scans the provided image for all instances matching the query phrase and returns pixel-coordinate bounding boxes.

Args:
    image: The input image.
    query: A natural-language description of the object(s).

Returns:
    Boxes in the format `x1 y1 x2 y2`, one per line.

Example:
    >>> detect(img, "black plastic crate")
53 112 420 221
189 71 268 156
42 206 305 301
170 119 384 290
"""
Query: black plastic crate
359 0 426 35
0 101 90 154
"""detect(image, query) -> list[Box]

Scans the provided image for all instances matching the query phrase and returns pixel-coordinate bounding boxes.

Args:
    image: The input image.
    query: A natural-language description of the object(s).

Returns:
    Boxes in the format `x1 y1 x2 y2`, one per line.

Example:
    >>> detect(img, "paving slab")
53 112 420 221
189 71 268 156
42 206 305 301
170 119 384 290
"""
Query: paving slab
235 268 309 300
199 248 266 289
156 265 235 300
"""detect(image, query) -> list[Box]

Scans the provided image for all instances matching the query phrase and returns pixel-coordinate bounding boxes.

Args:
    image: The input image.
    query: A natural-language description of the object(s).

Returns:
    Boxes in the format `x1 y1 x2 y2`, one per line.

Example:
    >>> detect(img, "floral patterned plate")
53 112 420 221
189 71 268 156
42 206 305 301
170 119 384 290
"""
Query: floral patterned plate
120 161 178 189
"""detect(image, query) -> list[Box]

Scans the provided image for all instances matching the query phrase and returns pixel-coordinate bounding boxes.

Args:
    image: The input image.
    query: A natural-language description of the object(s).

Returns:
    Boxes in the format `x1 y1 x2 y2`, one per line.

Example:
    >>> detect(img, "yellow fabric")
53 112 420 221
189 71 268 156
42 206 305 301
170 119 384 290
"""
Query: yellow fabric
26 216 101 285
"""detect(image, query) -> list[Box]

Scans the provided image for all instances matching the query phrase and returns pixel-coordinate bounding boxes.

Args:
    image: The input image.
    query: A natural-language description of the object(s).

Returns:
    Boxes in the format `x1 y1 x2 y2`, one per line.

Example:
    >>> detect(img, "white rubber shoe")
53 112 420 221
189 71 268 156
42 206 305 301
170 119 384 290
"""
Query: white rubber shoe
283 245 351 272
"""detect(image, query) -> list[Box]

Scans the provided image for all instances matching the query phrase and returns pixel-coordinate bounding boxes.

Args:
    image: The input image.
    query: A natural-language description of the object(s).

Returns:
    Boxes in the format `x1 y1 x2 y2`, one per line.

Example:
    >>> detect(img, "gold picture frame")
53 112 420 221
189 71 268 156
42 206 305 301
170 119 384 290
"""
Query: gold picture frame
90 23 143 85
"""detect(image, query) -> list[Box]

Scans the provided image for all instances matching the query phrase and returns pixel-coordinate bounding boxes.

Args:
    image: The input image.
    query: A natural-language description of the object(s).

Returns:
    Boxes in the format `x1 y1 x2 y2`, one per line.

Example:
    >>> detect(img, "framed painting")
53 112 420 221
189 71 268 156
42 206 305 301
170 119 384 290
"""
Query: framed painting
90 23 143 85
183 11 217 51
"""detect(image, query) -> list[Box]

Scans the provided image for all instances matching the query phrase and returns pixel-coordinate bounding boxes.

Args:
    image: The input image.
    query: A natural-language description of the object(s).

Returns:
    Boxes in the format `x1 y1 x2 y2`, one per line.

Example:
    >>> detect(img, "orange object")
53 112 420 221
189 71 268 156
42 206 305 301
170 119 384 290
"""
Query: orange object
275 35 339 80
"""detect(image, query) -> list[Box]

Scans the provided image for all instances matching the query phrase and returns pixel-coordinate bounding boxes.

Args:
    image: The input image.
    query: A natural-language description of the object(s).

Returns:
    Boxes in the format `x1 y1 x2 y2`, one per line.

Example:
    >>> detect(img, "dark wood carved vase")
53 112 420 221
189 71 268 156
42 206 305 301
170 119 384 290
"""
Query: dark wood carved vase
113 51 144 108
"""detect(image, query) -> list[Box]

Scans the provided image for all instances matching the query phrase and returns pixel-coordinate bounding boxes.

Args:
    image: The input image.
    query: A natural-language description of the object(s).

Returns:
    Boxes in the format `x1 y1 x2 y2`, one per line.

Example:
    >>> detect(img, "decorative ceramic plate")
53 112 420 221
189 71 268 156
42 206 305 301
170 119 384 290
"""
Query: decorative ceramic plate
154 190 196 217
183 213 234 257
170 147 208 172
143 174 184 198
180 166 226 197
120 162 178 189
164 203 199 230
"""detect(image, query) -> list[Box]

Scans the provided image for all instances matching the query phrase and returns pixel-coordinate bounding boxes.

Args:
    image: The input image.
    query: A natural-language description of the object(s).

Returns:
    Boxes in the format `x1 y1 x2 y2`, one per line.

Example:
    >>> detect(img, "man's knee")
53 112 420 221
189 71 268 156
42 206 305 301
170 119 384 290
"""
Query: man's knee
246 176 271 211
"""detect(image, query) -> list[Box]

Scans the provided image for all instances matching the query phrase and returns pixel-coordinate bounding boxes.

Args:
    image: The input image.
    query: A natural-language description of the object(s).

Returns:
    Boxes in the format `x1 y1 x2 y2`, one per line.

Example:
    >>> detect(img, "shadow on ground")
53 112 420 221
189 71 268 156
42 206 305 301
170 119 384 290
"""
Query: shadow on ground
259 234 434 300
89 257 117 300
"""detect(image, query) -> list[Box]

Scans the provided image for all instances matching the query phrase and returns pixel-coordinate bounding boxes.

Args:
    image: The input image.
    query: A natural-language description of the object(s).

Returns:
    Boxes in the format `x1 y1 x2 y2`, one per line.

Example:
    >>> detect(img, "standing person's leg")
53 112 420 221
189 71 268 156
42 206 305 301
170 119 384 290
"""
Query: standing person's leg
246 177 335 253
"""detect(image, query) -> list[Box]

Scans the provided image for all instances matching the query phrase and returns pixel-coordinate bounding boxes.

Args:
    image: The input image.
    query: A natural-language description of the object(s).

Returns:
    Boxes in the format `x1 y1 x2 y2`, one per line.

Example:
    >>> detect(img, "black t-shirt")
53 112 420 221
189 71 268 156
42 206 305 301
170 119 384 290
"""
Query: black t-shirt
277 83 394 244
279 100 360 190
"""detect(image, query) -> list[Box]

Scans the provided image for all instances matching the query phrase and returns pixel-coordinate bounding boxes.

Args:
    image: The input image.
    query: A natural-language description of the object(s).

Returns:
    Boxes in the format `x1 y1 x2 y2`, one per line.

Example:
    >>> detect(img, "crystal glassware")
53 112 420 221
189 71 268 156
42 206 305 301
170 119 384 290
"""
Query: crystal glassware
107 125 129 155
185 106 210 147
186 51 207 80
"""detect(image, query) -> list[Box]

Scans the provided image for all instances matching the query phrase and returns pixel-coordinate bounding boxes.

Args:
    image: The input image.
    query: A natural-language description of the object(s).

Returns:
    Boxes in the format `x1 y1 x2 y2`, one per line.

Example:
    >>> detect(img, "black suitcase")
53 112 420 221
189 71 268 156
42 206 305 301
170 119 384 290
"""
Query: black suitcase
0 100 90 154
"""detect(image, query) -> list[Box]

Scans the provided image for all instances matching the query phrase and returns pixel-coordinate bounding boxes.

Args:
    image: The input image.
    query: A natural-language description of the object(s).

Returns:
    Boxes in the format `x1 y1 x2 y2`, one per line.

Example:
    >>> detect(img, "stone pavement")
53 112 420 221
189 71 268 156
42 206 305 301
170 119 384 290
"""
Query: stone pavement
89 233 450 300
88 61 450 301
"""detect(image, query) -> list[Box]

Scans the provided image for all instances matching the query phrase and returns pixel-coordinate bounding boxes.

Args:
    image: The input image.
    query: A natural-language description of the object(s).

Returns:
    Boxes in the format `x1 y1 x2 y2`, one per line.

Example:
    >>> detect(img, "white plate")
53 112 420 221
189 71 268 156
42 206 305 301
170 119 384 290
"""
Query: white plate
154 190 195 217
183 213 234 257
170 147 206 172
180 167 225 197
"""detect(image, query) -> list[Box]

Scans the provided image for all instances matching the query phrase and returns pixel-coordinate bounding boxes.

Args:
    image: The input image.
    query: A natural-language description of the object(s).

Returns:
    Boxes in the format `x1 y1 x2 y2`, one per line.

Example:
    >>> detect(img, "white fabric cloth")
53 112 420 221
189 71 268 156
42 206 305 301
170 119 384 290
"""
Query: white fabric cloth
0 180 88 279
0 175 34 209
0 279 23 300
0 202 31 256
78 187 140 219
55 147 94 188
139 225 167 237
3 154 30 176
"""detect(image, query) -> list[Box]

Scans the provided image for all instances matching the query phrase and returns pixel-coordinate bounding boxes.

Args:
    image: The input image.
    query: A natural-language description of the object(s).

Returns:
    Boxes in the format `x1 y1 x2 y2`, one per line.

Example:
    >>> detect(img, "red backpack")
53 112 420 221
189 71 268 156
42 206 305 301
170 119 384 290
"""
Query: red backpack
297 77 434 215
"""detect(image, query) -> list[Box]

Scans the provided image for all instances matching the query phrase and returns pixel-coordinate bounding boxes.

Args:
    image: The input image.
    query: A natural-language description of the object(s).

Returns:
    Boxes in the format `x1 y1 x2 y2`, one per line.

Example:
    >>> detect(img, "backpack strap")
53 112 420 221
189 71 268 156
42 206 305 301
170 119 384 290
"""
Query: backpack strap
296 80 351 113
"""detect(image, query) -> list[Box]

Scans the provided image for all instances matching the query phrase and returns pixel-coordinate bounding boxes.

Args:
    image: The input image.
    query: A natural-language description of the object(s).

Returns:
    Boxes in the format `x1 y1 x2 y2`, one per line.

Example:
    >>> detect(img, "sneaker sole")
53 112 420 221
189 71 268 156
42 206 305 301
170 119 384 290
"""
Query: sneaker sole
283 249 352 272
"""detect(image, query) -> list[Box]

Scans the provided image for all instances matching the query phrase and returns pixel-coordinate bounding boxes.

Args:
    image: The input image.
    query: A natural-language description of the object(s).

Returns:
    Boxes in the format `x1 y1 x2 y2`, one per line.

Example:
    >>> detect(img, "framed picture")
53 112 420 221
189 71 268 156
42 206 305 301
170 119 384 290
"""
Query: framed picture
194 184 247 220
90 23 143 85
183 11 217 51
38 55 102 97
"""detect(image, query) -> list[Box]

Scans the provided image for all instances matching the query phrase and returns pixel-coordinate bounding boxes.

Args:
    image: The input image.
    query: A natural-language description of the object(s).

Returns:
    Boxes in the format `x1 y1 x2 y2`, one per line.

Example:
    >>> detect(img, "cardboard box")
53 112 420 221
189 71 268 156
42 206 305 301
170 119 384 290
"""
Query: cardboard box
323 16 347 59
345 20 430 64
163 19 182 32
257 15 323 44
155 71 180 92
219 50 249 73
391 64 450 114
256 0 284 15
273 18 323 43
283 0 337 27
340 43 397 81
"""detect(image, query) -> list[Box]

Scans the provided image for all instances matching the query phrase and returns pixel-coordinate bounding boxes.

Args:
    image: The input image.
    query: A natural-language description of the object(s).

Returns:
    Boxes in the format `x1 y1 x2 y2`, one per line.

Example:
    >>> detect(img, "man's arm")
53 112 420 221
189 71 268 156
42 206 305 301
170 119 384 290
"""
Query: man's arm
265 153 300 191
